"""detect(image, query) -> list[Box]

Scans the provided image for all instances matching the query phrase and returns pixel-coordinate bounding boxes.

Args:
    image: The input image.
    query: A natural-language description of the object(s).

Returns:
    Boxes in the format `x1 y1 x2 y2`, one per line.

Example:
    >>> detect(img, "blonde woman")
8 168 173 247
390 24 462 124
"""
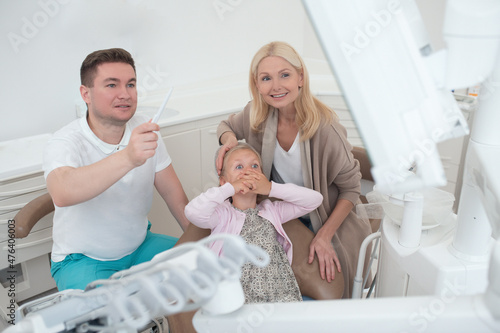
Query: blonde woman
215 41 371 299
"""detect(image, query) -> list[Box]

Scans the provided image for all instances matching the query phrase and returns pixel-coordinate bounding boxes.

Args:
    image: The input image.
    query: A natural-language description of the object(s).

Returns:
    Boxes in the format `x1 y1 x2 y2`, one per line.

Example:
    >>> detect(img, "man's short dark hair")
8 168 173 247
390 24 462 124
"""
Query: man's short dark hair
80 48 136 87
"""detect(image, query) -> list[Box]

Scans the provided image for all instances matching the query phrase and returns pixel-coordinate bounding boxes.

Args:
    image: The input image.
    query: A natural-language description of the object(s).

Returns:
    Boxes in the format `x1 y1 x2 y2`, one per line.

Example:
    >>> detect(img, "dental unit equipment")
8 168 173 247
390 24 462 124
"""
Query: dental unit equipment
5 235 268 333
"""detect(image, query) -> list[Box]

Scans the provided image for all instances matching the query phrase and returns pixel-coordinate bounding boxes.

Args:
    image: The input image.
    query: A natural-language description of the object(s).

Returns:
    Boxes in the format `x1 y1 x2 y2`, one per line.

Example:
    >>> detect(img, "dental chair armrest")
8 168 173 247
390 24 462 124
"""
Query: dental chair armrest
175 223 211 244
352 146 374 182
352 146 380 232
14 192 54 238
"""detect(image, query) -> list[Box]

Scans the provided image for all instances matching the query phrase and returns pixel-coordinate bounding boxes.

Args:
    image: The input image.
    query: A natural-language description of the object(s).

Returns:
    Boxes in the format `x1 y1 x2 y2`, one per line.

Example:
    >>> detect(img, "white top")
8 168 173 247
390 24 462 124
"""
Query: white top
272 133 303 186
43 114 171 262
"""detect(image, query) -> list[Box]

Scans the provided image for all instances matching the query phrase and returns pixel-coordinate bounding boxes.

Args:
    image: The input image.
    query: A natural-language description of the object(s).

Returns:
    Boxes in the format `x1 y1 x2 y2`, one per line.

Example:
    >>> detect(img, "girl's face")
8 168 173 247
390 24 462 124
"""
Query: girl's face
255 56 303 111
220 149 262 185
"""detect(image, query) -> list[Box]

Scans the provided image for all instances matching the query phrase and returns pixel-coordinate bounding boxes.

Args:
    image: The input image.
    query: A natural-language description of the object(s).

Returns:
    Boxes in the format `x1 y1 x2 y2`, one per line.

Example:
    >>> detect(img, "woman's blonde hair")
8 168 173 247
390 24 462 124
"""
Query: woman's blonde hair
249 41 337 140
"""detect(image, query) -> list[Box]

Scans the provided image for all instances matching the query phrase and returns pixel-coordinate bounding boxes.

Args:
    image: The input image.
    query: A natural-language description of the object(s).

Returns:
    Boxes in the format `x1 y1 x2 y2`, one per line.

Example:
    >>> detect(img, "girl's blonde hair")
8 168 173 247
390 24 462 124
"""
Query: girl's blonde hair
217 143 263 177
249 41 337 140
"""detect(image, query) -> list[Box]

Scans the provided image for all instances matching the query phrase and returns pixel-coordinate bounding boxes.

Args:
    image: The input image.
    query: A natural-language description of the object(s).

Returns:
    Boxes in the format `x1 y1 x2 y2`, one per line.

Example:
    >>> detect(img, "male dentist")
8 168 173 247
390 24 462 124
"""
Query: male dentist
43 48 189 290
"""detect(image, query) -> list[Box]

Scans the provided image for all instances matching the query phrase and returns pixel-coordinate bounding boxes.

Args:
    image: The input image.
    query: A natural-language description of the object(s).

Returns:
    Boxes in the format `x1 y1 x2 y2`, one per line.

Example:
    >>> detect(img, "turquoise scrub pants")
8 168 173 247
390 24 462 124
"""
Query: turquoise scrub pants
51 226 178 291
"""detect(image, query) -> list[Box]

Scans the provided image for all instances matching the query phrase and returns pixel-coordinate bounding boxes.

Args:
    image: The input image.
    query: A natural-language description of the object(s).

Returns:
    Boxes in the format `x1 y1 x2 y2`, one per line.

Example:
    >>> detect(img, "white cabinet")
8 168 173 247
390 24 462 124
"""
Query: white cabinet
148 129 201 238
0 171 56 320
165 129 203 200
316 94 364 148
200 126 223 191
148 113 237 238
0 172 54 269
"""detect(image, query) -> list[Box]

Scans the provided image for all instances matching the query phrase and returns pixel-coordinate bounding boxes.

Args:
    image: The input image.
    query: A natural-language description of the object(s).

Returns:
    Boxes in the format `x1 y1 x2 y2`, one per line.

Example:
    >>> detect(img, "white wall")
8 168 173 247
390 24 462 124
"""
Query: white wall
0 0 327 142
0 0 446 142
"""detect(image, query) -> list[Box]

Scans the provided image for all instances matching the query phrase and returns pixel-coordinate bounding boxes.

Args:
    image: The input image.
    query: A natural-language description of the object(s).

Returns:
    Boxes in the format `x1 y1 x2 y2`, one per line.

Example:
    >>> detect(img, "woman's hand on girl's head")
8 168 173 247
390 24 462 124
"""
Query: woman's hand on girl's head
216 133 239 175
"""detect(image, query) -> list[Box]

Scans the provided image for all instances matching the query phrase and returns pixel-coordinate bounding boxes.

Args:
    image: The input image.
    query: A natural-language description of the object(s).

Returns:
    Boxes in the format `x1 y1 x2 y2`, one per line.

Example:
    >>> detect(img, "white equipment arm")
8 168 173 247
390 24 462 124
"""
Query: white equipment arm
5 234 269 333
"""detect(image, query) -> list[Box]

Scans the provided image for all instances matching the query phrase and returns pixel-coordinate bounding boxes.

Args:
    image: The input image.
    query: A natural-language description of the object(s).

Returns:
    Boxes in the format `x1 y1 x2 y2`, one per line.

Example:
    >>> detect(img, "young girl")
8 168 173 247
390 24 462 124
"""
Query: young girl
184 143 323 303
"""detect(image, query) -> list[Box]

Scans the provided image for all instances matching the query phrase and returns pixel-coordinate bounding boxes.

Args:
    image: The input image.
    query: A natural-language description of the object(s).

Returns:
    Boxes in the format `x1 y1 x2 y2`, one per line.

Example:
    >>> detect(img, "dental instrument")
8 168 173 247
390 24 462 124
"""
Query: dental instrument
152 87 173 124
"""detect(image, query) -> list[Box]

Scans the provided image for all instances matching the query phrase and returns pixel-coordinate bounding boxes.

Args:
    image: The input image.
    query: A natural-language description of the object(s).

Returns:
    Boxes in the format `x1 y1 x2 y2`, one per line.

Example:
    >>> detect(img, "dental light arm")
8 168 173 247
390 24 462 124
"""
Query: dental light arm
302 0 471 195
6 234 269 333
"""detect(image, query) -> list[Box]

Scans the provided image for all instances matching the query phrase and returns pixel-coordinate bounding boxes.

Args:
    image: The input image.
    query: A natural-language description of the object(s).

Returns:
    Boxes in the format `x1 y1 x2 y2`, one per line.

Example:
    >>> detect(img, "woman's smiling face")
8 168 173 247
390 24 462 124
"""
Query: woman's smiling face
255 56 303 111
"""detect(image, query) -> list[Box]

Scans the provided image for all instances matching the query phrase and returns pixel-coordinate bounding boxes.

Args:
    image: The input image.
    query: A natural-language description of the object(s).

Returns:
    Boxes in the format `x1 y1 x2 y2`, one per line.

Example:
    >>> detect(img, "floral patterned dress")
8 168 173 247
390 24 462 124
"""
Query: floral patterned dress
237 207 302 303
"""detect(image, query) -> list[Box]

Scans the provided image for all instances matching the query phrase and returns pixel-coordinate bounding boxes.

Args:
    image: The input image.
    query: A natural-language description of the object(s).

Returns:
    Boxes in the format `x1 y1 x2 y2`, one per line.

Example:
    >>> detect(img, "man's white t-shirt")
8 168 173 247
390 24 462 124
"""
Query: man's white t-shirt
43 114 171 262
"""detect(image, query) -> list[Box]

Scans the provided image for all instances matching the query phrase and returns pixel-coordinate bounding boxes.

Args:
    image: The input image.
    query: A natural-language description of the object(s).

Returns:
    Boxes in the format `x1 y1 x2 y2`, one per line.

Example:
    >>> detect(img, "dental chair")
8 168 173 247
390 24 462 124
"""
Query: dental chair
13 193 54 239
351 146 380 233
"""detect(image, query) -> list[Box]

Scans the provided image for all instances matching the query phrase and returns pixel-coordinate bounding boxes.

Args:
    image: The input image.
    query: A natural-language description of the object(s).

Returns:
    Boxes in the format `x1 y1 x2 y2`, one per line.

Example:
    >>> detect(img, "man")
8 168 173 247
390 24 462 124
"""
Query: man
43 48 190 290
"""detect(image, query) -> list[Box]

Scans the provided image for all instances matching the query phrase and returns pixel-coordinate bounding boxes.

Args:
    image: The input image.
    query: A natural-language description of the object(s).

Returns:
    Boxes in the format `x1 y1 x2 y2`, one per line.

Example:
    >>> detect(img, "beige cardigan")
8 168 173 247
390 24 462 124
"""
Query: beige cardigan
217 102 372 298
